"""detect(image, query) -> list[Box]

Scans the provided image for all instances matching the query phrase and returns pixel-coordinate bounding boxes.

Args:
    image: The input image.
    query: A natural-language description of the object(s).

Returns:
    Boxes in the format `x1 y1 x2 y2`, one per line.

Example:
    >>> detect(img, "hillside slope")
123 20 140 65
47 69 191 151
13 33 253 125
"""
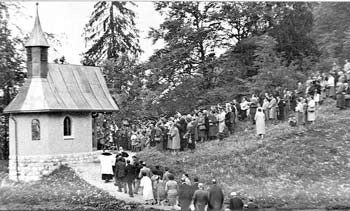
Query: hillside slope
138 99 350 209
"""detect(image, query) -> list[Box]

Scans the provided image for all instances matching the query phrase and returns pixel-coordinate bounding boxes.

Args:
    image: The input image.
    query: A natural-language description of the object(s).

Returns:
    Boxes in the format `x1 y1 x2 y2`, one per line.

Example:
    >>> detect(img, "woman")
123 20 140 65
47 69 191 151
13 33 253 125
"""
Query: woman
169 122 181 153
307 95 316 123
185 116 196 152
154 176 166 205
268 95 277 123
197 112 207 142
165 174 178 208
295 98 304 126
217 108 226 140
254 107 266 140
140 172 154 204
336 82 345 110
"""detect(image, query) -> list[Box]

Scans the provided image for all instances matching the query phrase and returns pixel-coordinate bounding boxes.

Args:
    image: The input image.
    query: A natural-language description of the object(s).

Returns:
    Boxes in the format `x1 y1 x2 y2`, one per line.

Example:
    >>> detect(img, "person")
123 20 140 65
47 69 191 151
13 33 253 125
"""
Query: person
130 132 138 152
163 167 171 182
249 96 258 124
225 103 235 135
192 176 199 190
336 82 346 110
154 123 163 151
99 150 115 183
140 172 154 204
177 116 188 151
193 183 209 211
114 157 127 192
207 179 224 211
133 156 143 194
228 192 244 211
208 110 218 140
165 174 179 208
152 165 163 178
178 178 195 211
169 122 181 153
139 162 153 178
327 73 335 99
254 107 265 140
185 115 196 151
244 197 259 210
268 95 277 123
182 173 191 186
198 112 208 142
307 95 316 123
125 159 136 197
217 107 226 140
295 98 304 126
154 175 167 205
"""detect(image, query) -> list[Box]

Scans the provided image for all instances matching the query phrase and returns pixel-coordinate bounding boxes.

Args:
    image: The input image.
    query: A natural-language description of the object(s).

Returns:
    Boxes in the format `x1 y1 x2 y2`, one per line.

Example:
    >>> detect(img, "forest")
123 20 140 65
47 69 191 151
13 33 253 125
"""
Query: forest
0 2 350 158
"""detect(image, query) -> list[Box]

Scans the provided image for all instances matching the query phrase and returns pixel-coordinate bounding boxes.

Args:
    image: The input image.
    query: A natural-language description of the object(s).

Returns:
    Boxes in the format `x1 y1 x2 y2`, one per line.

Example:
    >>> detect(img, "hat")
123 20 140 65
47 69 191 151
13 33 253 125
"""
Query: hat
212 179 217 184
230 192 237 197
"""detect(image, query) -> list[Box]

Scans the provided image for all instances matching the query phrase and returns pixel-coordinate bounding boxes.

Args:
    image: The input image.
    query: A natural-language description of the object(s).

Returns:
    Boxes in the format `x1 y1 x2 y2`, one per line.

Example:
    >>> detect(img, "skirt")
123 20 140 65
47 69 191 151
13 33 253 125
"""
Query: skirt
167 190 178 206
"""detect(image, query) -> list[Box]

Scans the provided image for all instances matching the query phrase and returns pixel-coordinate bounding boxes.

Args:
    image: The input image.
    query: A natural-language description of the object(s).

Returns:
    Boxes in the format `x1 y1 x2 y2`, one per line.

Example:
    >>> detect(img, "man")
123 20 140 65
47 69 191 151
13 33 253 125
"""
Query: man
133 156 142 194
114 157 126 193
178 178 195 211
125 159 136 197
192 176 199 190
228 192 244 210
139 162 153 178
207 179 224 211
192 183 209 211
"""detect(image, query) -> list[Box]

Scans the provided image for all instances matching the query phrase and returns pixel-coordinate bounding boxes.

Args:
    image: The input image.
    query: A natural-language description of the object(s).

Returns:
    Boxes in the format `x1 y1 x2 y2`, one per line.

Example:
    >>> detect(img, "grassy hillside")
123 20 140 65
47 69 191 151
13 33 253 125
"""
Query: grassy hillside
138 99 350 209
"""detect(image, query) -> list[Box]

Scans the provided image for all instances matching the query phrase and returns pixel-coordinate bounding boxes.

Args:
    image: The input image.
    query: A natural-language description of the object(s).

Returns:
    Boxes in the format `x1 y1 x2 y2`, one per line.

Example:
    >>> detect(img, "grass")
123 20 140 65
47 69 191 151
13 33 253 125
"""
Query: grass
0 165 161 211
138 99 350 209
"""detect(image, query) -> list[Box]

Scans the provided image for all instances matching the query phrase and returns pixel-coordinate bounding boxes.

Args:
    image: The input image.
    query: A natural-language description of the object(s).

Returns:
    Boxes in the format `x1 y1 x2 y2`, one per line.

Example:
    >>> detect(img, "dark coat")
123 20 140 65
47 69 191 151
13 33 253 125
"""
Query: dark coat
115 160 126 179
193 189 209 209
208 185 224 211
178 183 195 211
229 197 244 210
125 164 136 182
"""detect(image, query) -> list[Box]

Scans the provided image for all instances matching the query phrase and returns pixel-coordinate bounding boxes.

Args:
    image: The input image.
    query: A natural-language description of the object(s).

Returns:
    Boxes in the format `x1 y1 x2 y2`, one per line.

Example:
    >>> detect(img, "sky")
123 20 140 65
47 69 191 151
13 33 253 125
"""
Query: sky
10 1 164 64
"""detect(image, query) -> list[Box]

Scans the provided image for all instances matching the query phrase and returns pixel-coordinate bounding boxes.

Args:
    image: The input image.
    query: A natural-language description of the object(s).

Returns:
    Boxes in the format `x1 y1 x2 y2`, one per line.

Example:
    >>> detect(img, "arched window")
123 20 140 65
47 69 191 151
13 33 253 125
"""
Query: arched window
31 119 40 140
63 116 72 136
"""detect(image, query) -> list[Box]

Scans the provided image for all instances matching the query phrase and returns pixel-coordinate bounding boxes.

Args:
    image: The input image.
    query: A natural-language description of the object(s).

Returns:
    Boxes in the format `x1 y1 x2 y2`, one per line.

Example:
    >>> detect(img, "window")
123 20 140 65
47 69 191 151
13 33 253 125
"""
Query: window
63 116 72 137
31 119 40 140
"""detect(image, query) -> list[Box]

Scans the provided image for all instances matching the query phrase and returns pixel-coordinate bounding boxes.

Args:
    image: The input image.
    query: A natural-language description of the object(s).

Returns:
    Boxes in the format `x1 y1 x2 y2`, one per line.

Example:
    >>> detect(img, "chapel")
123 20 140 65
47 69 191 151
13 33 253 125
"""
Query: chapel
4 6 119 181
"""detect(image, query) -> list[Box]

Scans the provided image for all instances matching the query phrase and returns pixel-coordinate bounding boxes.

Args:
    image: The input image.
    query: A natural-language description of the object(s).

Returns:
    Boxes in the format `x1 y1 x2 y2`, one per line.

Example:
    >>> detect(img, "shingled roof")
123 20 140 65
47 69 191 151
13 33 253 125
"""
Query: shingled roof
3 64 119 113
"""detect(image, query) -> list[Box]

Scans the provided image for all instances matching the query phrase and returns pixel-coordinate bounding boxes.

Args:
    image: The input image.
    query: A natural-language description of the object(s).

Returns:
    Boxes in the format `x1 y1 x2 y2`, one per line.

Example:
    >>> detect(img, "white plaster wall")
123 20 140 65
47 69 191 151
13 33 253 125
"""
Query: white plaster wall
46 113 92 154
9 112 92 157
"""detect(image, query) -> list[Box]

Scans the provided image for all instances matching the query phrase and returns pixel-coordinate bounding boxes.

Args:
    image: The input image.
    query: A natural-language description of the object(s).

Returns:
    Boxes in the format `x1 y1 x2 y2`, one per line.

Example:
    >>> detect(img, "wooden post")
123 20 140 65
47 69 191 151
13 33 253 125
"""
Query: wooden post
92 113 98 151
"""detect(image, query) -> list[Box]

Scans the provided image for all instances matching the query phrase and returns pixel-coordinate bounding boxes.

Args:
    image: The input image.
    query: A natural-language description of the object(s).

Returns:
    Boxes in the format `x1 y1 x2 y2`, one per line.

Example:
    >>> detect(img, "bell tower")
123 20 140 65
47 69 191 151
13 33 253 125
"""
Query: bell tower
25 3 50 78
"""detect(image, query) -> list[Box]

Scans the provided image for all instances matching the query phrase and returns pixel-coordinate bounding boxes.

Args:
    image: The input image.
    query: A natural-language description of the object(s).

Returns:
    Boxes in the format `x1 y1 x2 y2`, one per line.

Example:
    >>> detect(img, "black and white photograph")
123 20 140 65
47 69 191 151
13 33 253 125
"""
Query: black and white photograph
0 1 350 210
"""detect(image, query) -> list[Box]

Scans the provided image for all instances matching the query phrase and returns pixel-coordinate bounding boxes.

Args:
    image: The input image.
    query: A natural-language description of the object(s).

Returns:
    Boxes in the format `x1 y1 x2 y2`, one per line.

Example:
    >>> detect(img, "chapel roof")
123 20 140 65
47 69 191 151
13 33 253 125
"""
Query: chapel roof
3 64 119 113
24 4 49 48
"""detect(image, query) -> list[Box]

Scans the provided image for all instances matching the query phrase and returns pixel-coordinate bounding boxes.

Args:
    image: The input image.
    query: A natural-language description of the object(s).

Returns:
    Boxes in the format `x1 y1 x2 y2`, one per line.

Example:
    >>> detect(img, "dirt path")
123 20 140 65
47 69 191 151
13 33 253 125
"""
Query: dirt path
71 153 178 211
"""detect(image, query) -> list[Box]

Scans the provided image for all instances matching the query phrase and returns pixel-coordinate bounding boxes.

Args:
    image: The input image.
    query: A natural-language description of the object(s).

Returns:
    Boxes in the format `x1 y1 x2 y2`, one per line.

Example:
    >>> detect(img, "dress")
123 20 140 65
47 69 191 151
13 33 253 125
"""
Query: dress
165 180 178 206
268 98 277 120
254 111 265 135
217 111 226 133
140 176 154 201
307 99 316 122
169 126 180 150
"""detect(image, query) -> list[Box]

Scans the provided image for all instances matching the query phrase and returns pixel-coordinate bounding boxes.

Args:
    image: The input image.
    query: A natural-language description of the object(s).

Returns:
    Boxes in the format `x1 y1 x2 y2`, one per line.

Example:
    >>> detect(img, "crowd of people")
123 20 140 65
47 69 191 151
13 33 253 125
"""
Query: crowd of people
99 149 259 211
100 59 350 152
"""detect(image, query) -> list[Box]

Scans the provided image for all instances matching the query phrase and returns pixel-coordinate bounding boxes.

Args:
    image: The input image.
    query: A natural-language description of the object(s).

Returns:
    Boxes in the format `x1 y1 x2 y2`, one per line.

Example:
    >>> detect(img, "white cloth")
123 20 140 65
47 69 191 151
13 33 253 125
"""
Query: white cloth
99 153 115 175
217 111 226 133
307 99 316 121
327 76 335 87
140 176 154 201
255 111 265 135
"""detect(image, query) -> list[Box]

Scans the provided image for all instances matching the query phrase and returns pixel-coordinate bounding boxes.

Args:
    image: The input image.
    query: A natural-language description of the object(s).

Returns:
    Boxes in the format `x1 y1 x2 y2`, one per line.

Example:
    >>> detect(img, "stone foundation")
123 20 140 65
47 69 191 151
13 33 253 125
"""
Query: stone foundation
8 151 100 182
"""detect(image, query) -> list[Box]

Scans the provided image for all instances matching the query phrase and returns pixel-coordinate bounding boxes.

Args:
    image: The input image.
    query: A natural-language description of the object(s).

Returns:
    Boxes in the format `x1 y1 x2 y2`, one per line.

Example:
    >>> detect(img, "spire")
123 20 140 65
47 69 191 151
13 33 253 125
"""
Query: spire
25 3 50 48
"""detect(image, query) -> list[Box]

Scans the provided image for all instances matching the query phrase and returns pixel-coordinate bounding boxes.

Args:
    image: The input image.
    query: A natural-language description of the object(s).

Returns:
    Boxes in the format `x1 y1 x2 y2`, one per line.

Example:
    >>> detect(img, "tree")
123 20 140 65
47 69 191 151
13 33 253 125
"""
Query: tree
248 35 305 94
313 2 350 70
0 2 25 160
82 1 141 65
